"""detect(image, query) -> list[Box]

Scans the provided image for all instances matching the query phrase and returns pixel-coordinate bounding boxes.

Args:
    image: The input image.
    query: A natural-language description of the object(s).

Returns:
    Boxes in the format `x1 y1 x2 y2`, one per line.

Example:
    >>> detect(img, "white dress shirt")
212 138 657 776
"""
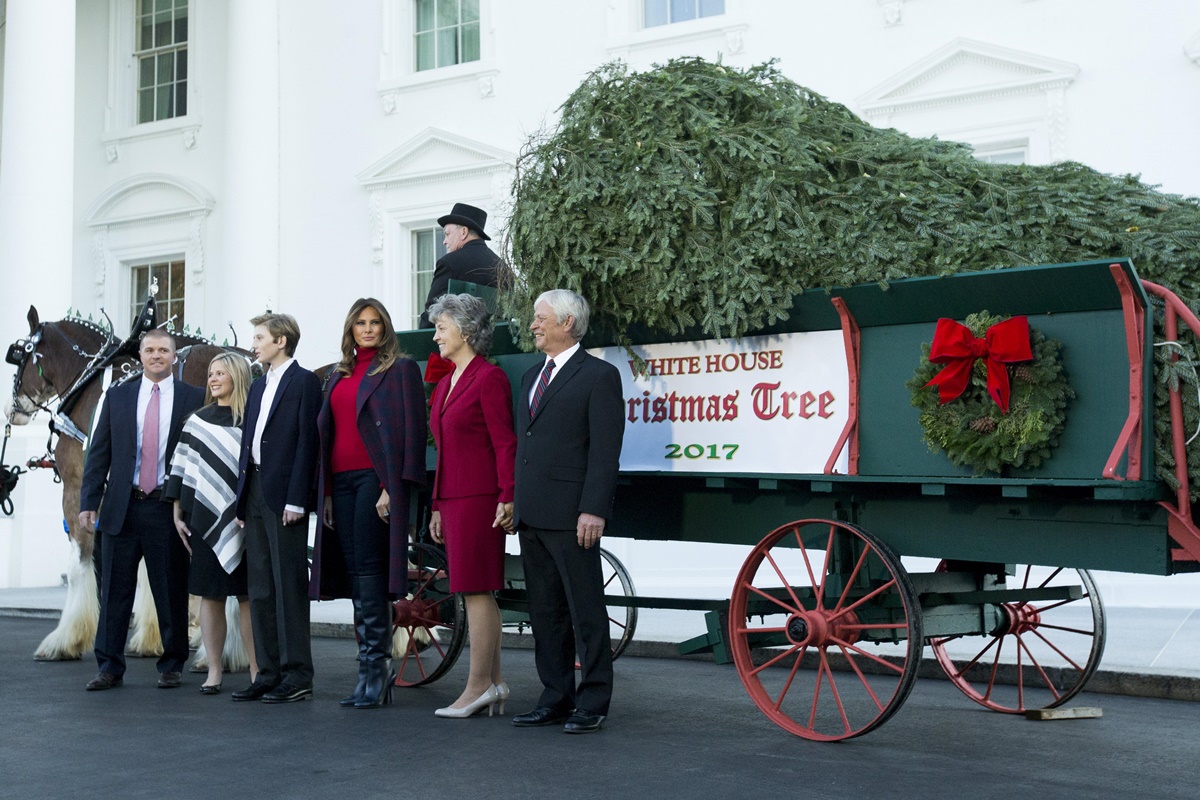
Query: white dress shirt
251 358 304 515
133 373 175 488
529 342 580 407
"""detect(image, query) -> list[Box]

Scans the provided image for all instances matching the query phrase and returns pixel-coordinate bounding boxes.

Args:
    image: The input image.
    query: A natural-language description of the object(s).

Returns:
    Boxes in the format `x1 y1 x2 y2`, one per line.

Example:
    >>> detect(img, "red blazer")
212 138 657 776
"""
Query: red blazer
429 356 516 508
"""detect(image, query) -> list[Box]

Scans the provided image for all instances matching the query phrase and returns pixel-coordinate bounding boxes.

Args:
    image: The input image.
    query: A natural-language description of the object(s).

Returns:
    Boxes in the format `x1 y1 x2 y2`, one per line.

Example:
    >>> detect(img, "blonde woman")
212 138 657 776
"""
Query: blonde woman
165 352 258 694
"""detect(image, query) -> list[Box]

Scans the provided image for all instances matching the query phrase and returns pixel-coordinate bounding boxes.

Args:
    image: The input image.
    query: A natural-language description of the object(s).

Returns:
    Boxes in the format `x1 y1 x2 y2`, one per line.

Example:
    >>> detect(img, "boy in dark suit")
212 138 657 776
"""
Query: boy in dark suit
510 290 625 734
232 313 322 703
80 329 204 690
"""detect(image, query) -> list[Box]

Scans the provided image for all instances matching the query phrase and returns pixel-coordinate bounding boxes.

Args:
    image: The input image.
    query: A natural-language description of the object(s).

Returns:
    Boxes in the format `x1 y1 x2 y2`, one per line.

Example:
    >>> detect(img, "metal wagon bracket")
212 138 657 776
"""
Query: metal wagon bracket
1140 278 1200 564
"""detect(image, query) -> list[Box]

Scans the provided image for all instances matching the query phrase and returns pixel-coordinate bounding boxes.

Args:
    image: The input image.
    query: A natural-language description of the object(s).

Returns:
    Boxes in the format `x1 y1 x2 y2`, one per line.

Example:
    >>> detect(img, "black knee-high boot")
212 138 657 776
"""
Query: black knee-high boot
340 595 369 707
355 574 395 709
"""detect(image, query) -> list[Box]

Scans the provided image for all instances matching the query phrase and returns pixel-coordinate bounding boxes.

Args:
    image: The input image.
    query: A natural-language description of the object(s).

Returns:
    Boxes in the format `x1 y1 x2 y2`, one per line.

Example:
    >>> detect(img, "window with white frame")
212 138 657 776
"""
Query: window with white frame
135 0 188 124
131 259 186 330
973 140 1029 166
643 0 724 28
414 0 480 72
411 228 447 327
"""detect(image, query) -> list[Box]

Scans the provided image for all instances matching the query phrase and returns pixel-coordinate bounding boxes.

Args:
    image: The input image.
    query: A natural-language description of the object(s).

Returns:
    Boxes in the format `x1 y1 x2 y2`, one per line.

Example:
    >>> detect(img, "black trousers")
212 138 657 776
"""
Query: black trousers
94 494 190 676
244 469 313 688
518 527 613 716
330 470 388 577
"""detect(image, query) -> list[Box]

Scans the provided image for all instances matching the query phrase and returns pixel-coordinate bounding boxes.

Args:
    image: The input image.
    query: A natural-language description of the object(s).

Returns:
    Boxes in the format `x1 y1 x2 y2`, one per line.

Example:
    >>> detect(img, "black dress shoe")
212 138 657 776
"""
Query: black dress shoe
563 709 606 734
261 683 313 704
85 672 123 691
157 671 182 689
512 706 573 727
231 681 276 702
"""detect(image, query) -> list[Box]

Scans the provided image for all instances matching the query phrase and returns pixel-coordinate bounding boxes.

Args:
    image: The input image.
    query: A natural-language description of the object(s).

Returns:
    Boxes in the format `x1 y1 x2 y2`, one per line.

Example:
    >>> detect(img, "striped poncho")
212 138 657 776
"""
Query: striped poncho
165 404 244 573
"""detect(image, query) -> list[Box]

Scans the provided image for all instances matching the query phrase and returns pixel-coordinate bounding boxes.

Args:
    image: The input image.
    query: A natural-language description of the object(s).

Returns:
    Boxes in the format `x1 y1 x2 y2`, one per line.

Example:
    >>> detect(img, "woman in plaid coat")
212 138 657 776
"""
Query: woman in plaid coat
309 298 427 709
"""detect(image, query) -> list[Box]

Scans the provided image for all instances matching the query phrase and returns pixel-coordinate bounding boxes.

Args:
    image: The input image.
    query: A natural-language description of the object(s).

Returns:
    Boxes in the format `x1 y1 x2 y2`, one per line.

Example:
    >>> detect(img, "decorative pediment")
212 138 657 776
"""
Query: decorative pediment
85 173 215 228
858 38 1079 118
357 128 513 190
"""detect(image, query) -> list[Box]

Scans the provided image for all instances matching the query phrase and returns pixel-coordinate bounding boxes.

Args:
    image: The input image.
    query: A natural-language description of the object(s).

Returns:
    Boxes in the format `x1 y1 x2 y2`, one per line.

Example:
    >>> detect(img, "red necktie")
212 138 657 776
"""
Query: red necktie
139 384 160 493
529 359 556 418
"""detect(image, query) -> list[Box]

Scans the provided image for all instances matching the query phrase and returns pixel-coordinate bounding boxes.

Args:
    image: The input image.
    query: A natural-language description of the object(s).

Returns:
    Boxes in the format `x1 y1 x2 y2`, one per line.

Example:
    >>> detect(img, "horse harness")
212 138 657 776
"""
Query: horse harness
6 320 125 446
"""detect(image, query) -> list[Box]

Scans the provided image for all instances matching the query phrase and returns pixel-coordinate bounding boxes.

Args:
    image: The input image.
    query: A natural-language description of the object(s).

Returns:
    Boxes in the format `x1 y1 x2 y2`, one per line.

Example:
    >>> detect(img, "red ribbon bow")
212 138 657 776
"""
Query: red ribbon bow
423 351 454 384
924 316 1032 414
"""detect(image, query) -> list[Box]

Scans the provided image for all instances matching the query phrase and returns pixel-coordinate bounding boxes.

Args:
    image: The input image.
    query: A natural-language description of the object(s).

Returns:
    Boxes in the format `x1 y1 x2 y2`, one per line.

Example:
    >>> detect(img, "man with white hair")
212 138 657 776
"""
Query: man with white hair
510 289 624 734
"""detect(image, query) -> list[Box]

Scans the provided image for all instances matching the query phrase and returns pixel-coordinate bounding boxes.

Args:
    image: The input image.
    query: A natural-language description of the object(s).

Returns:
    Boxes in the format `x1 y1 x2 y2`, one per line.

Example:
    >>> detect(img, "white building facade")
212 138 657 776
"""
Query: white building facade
2 0 1199 610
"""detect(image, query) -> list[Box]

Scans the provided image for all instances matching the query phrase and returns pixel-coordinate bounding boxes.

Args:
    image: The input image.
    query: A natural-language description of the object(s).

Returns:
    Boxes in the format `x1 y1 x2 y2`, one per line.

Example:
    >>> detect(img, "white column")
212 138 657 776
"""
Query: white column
0 1 77 587
0 0 76 348
221 0 281 327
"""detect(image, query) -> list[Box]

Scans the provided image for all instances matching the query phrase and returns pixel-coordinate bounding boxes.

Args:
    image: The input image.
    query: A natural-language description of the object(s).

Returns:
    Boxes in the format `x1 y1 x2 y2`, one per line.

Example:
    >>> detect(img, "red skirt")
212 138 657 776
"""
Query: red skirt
439 493 505 593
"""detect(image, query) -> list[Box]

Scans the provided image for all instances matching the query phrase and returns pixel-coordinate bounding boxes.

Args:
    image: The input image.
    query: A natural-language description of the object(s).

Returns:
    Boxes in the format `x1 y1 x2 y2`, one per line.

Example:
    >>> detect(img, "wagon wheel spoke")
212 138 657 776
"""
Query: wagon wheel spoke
951 633 1002 679
392 543 466 687
1033 594 1089 616
931 561 1106 714
817 652 853 736
829 578 897 622
747 643 802 678
764 547 807 613
1015 633 1062 701
836 642 888 712
830 545 872 615
745 582 802 616
1029 626 1087 673
982 636 1005 703
1034 622 1094 637
772 645 809 711
832 637 907 675
728 519 922 742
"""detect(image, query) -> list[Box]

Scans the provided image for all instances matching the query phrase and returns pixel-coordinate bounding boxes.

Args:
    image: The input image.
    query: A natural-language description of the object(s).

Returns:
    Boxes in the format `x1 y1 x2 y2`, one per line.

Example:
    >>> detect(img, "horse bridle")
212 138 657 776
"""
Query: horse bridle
5 326 48 417
6 322 120 432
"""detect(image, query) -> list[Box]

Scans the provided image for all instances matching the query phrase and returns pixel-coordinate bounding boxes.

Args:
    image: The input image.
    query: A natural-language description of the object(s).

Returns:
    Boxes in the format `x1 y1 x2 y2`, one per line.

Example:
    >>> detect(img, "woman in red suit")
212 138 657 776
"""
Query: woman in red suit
309 298 428 709
428 293 517 718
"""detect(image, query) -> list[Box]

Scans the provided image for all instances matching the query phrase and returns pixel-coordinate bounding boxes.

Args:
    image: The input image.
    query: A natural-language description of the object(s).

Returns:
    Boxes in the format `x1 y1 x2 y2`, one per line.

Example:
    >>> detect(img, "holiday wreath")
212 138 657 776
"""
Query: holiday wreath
906 311 1074 474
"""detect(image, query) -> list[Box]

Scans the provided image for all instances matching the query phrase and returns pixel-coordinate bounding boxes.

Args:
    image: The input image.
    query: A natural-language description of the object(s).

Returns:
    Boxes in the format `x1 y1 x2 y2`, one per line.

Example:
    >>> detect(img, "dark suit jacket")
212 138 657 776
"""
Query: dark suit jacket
80 378 204 535
235 362 322 519
429 356 516 506
513 348 624 531
309 356 428 599
418 240 503 328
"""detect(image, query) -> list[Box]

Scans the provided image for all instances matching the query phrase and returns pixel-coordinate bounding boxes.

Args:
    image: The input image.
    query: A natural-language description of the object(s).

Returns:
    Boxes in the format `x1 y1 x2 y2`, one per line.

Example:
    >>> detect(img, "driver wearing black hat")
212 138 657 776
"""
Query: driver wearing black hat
418 203 507 328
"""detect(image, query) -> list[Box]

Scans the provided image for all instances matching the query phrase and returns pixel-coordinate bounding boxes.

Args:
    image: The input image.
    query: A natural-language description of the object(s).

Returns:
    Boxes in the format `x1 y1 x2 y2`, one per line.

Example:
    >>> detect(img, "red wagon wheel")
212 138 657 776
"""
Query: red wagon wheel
392 542 466 687
728 519 922 741
929 562 1105 713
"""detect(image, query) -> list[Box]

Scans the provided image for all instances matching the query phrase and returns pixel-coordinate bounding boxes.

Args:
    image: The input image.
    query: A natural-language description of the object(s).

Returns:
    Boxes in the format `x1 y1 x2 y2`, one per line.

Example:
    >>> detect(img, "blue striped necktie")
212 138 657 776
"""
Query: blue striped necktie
530 358 556 417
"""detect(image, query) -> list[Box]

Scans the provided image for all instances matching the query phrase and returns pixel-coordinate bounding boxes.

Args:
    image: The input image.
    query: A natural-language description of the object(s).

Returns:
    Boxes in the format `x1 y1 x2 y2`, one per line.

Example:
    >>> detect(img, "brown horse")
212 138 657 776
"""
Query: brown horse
6 305 243 661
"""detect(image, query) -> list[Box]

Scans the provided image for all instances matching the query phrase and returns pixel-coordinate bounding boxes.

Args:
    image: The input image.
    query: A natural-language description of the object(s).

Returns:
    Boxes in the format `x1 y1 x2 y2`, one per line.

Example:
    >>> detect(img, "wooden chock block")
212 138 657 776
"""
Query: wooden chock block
1024 706 1103 721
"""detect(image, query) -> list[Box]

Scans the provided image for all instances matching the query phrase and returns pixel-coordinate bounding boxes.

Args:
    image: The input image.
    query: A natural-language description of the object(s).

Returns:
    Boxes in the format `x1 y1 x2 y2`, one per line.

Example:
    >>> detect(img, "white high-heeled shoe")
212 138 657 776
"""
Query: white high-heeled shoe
492 682 510 716
434 685 501 719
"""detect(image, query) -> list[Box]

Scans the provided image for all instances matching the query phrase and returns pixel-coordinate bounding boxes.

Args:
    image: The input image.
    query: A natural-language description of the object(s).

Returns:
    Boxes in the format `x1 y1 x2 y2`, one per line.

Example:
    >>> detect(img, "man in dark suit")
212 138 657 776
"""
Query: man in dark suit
79 329 204 690
232 313 322 704
417 202 506 328
511 289 625 734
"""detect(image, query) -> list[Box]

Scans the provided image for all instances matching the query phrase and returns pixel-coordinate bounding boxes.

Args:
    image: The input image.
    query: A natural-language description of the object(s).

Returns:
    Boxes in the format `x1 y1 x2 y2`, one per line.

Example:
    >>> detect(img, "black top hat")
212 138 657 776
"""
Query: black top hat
437 203 491 241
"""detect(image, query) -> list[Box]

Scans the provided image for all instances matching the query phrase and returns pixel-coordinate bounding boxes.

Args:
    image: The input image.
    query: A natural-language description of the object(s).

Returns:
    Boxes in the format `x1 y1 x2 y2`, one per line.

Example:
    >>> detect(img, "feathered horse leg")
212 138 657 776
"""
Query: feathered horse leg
33 537 98 661
126 560 163 657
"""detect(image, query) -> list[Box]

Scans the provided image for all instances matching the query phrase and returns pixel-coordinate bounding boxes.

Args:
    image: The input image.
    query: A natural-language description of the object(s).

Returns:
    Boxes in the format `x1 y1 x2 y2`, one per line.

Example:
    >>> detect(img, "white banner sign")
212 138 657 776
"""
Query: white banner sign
588 331 851 474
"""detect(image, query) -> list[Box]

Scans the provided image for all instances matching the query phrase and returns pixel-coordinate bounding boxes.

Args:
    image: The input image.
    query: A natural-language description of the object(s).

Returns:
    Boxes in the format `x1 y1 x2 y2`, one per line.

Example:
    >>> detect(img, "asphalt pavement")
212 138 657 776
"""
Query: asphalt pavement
1 615 1197 800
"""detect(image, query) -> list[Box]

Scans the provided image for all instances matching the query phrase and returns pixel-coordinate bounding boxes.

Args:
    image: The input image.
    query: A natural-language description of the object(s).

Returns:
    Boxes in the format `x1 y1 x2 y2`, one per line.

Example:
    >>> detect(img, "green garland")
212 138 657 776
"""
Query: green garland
906 312 1074 475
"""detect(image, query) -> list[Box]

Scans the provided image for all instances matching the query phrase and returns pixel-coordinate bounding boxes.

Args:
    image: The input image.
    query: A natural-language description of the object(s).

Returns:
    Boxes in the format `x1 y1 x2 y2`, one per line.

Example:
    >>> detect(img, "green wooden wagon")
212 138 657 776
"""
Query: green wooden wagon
388 259 1200 741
